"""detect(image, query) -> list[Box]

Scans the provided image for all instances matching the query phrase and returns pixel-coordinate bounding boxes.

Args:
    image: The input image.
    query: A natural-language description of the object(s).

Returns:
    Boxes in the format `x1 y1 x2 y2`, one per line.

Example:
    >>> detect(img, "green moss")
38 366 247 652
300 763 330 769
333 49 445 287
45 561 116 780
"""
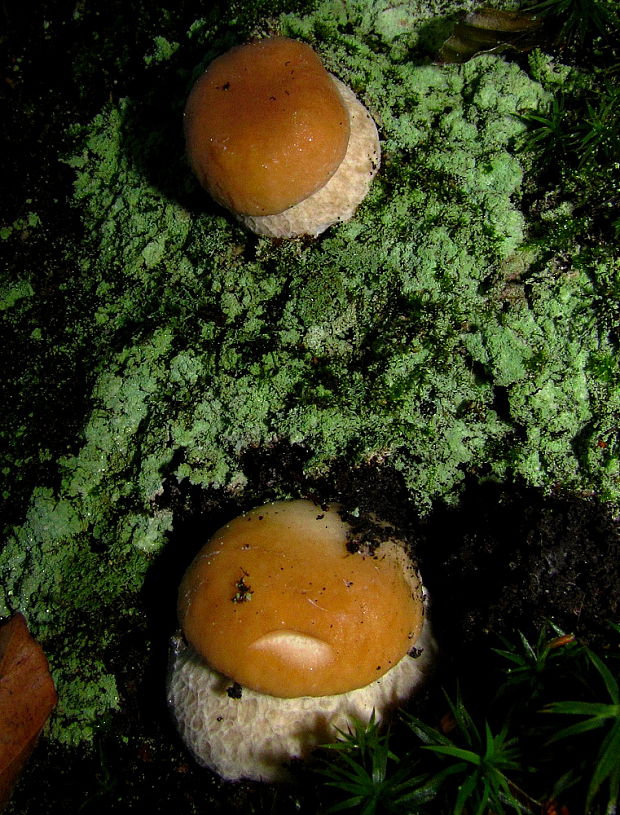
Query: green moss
0 487 148 744
0 280 34 311
2 0 619 743
0 211 41 242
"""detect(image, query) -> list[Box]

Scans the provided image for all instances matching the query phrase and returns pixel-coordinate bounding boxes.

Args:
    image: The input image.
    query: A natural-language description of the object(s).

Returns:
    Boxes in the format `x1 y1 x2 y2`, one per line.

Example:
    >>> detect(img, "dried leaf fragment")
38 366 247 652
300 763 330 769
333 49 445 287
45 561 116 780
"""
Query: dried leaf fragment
437 7 543 64
0 613 57 809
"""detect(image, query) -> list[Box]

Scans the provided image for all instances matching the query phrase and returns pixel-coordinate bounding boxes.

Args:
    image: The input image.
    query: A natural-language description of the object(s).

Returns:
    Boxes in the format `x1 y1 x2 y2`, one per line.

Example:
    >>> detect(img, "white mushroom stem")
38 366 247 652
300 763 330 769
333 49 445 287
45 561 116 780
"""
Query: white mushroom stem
167 603 436 783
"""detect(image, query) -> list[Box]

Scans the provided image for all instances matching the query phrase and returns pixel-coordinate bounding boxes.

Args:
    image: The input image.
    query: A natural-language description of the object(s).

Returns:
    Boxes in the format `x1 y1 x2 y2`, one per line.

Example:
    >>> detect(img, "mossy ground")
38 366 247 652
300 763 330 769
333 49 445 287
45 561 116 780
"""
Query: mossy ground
1 0 619 811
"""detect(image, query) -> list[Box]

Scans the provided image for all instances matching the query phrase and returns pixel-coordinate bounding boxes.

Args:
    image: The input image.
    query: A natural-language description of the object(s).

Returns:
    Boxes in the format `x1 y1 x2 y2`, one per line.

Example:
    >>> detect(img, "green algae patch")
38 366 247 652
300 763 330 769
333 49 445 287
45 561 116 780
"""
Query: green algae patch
2 0 619 745
0 488 149 744
0 280 34 312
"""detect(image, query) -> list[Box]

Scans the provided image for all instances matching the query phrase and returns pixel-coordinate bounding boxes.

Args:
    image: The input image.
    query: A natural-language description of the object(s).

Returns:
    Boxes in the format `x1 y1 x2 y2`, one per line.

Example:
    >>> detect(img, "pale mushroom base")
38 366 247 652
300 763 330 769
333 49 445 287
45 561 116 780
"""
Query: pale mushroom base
238 78 381 239
167 615 436 783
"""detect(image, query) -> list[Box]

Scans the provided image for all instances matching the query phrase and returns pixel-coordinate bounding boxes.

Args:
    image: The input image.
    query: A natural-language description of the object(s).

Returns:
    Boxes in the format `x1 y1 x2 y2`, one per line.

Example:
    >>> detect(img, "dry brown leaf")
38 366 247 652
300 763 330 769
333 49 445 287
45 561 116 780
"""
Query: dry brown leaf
437 7 543 63
0 613 57 809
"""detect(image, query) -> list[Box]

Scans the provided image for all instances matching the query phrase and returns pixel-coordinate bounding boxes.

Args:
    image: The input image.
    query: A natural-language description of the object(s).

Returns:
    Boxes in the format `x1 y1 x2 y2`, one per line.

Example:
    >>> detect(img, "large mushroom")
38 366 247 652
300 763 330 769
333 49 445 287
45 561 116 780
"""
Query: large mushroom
184 37 381 237
167 499 435 781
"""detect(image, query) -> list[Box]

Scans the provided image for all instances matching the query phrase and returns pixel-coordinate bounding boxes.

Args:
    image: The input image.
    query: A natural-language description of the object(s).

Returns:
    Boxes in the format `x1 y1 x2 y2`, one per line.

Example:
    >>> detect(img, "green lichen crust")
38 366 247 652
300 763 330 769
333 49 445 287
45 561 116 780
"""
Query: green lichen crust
1 0 619 744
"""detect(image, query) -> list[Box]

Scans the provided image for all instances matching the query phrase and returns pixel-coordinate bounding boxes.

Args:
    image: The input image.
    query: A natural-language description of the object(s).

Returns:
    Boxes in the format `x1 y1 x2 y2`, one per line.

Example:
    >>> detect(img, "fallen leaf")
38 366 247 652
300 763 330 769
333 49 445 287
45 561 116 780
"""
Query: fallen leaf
437 7 543 64
0 613 57 809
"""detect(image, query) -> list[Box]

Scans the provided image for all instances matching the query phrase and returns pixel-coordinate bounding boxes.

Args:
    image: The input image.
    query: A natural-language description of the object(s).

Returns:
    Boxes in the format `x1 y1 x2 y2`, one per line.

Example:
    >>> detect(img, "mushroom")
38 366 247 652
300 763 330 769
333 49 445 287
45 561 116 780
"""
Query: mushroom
184 37 381 238
167 499 436 782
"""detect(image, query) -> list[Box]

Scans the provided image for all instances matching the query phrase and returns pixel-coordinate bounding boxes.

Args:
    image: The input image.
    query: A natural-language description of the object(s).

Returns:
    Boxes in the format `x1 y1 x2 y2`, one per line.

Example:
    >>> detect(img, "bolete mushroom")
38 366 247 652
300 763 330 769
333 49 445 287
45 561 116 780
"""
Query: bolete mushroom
184 37 381 237
167 499 435 782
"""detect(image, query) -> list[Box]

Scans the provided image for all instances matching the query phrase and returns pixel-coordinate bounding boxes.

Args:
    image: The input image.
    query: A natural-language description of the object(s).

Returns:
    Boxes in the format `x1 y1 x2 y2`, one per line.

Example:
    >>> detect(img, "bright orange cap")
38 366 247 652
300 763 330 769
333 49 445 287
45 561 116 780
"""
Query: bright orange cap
184 37 351 216
178 500 424 698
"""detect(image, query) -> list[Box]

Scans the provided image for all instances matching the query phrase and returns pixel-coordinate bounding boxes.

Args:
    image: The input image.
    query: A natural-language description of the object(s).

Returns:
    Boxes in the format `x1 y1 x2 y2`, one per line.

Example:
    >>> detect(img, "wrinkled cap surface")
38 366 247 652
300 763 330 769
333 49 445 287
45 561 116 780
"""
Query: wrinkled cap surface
178 500 424 698
184 37 351 216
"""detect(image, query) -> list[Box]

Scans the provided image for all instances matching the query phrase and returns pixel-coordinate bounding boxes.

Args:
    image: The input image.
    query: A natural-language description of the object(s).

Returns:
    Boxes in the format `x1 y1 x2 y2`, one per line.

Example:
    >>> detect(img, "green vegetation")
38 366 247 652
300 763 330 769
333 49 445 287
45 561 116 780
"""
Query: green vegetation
316 714 437 814
406 691 527 815
1 0 618 750
313 624 620 814
492 622 574 702
519 59 620 244
525 0 618 44
544 627 620 814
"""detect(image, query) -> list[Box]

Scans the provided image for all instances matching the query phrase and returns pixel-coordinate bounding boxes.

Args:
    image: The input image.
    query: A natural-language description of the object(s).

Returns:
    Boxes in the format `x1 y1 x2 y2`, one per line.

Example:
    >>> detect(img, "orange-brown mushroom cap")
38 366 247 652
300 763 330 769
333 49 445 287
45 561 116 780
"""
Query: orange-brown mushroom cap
184 37 351 217
178 500 424 698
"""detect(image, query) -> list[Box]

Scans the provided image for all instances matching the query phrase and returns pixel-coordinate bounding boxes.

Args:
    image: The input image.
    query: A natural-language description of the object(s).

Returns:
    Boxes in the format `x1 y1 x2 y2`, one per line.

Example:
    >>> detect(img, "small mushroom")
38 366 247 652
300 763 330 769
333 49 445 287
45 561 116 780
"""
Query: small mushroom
167 499 435 781
184 37 381 237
